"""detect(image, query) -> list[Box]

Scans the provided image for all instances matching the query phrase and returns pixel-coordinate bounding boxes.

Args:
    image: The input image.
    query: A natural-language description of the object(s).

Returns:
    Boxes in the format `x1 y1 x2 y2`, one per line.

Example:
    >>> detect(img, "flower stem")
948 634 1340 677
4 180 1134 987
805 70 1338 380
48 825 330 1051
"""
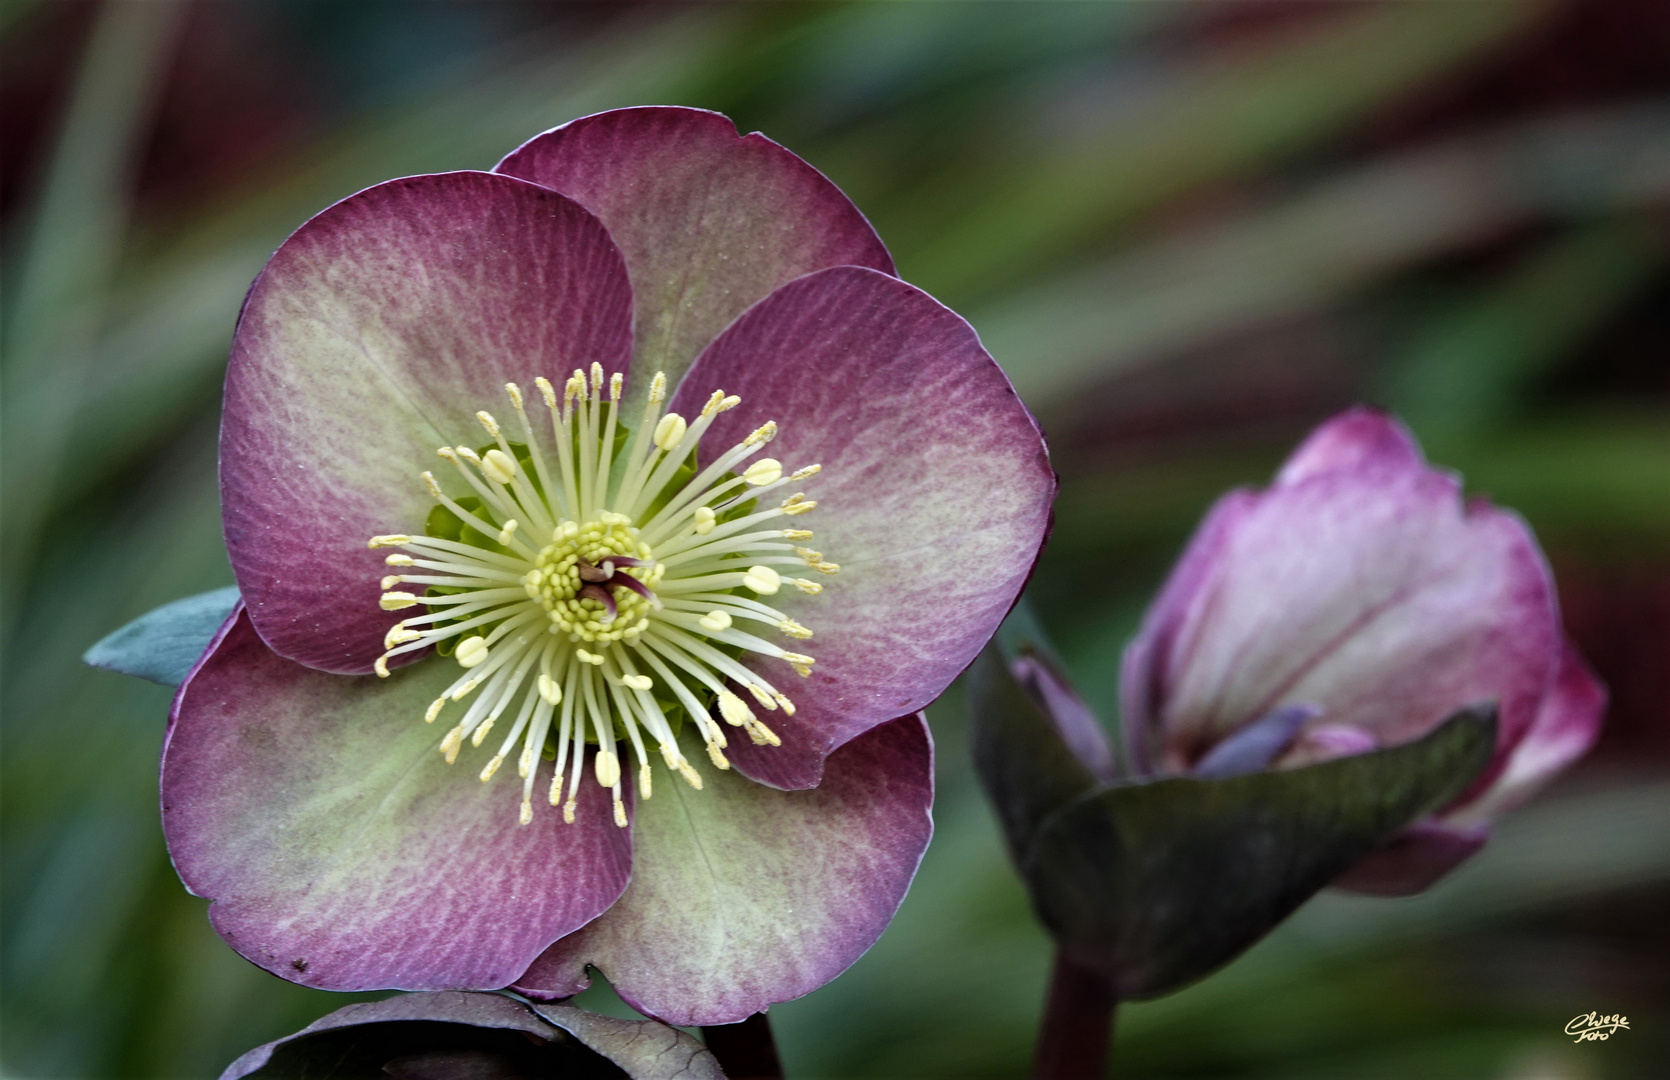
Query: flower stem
702 1012 784 1079
1031 950 1118 1080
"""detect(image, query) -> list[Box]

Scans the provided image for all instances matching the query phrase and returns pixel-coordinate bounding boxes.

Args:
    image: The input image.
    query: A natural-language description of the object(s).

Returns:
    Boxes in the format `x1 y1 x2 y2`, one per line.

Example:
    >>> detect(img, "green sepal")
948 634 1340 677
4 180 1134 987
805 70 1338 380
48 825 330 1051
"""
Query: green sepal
970 625 1497 1000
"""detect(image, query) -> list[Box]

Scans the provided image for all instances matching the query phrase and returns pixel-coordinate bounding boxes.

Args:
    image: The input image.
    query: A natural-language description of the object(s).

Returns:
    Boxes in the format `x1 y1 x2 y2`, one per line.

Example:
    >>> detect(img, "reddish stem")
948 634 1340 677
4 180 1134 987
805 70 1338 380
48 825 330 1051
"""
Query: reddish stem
1031 951 1118 1080
702 1012 784 1080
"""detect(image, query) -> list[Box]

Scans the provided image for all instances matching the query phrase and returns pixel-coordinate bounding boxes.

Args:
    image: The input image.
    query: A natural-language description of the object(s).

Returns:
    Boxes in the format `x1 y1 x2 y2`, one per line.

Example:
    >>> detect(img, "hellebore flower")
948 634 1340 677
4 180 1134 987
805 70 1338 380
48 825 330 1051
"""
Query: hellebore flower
1121 406 1605 894
162 107 1054 1023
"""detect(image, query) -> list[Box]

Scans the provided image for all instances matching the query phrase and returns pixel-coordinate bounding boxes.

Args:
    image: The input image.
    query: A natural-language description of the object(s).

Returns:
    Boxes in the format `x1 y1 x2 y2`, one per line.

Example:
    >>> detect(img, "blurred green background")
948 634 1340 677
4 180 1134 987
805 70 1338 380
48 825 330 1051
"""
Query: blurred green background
3 2 1666 1077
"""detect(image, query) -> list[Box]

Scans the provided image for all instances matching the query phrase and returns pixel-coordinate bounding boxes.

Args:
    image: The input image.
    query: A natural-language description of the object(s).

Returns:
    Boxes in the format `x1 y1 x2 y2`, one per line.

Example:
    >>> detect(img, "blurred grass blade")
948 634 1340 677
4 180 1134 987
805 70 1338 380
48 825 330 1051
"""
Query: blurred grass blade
904 0 1555 302
1 0 188 587
976 104 1670 416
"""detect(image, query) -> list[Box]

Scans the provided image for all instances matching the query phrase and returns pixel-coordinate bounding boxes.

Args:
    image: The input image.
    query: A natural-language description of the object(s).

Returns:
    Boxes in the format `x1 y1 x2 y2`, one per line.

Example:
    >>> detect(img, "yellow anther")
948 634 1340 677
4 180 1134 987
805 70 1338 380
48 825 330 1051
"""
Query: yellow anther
745 421 777 447
563 799 577 824
520 797 534 826
496 520 519 546
481 448 517 485
613 797 627 828
698 610 732 632
385 553 415 566
537 673 562 705
368 534 411 548
564 372 584 404
701 390 726 417
678 762 704 790
505 382 524 409
590 363 604 394
706 742 731 770
575 648 604 666
772 691 796 716
381 575 402 590
385 623 420 649
747 683 777 710
653 413 687 450
380 592 419 611
717 690 754 727
743 458 783 486
719 395 741 412
792 577 823 594
374 655 391 678
440 724 465 764
815 561 841 575
455 636 490 668
423 472 443 498
451 677 482 701
693 506 717 535
535 376 557 409
480 754 505 781
778 619 813 640
609 372 623 401
639 763 653 799
476 411 501 438
548 774 564 807
790 463 821 481
648 371 668 403
794 547 822 563
781 529 813 541
745 718 781 747
783 653 815 677
594 749 621 788
742 566 781 595
425 697 447 724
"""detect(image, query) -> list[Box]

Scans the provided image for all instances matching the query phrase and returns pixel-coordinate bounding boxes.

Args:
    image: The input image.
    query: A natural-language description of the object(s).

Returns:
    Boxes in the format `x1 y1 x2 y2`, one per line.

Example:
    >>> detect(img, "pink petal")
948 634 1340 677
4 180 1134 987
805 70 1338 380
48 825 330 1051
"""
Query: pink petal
512 715 933 1026
1446 638 1606 825
670 266 1054 788
221 171 633 674
1123 408 1560 779
1275 406 1425 487
163 610 632 991
495 107 894 398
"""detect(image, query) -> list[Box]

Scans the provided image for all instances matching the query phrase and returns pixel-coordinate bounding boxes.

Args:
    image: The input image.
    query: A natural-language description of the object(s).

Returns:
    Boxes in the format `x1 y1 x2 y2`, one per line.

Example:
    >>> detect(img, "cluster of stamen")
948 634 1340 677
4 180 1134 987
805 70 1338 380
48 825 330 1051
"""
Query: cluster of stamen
369 365 830 827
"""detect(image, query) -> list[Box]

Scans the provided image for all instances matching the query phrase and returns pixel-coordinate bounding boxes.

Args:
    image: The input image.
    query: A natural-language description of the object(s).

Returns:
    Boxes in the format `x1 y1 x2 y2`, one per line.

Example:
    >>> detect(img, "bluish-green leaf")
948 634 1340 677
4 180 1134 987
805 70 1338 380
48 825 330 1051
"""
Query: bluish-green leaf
82 586 239 687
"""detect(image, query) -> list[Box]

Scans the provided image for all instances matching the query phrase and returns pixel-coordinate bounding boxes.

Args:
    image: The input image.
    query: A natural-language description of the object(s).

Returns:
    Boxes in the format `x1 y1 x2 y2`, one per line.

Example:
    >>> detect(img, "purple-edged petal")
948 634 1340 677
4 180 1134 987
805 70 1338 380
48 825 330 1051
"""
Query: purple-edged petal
494 107 894 399
222 171 633 674
513 715 934 1027
163 611 632 991
1446 638 1605 824
670 266 1054 788
1124 411 1559 778
222 992 723 1080
221 991 560 1079
1329 819 1491 897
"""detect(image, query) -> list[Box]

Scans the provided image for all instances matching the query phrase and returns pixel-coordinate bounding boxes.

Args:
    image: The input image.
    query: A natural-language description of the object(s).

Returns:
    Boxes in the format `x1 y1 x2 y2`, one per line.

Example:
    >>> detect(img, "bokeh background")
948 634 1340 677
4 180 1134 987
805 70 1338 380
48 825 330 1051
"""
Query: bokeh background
3 2 1666 1077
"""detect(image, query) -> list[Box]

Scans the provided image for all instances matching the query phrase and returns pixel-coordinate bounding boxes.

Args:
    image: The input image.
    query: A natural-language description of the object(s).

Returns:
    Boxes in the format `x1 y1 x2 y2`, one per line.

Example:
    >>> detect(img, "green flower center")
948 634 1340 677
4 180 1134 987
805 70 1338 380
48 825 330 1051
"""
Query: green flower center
368 365 831 828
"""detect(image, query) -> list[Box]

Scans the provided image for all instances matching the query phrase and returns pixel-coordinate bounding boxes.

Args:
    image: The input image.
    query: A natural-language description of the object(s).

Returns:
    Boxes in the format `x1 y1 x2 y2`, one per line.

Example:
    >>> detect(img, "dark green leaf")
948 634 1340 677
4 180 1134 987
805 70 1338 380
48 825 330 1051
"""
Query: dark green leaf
1024 705 1496 998
82 586 239 687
